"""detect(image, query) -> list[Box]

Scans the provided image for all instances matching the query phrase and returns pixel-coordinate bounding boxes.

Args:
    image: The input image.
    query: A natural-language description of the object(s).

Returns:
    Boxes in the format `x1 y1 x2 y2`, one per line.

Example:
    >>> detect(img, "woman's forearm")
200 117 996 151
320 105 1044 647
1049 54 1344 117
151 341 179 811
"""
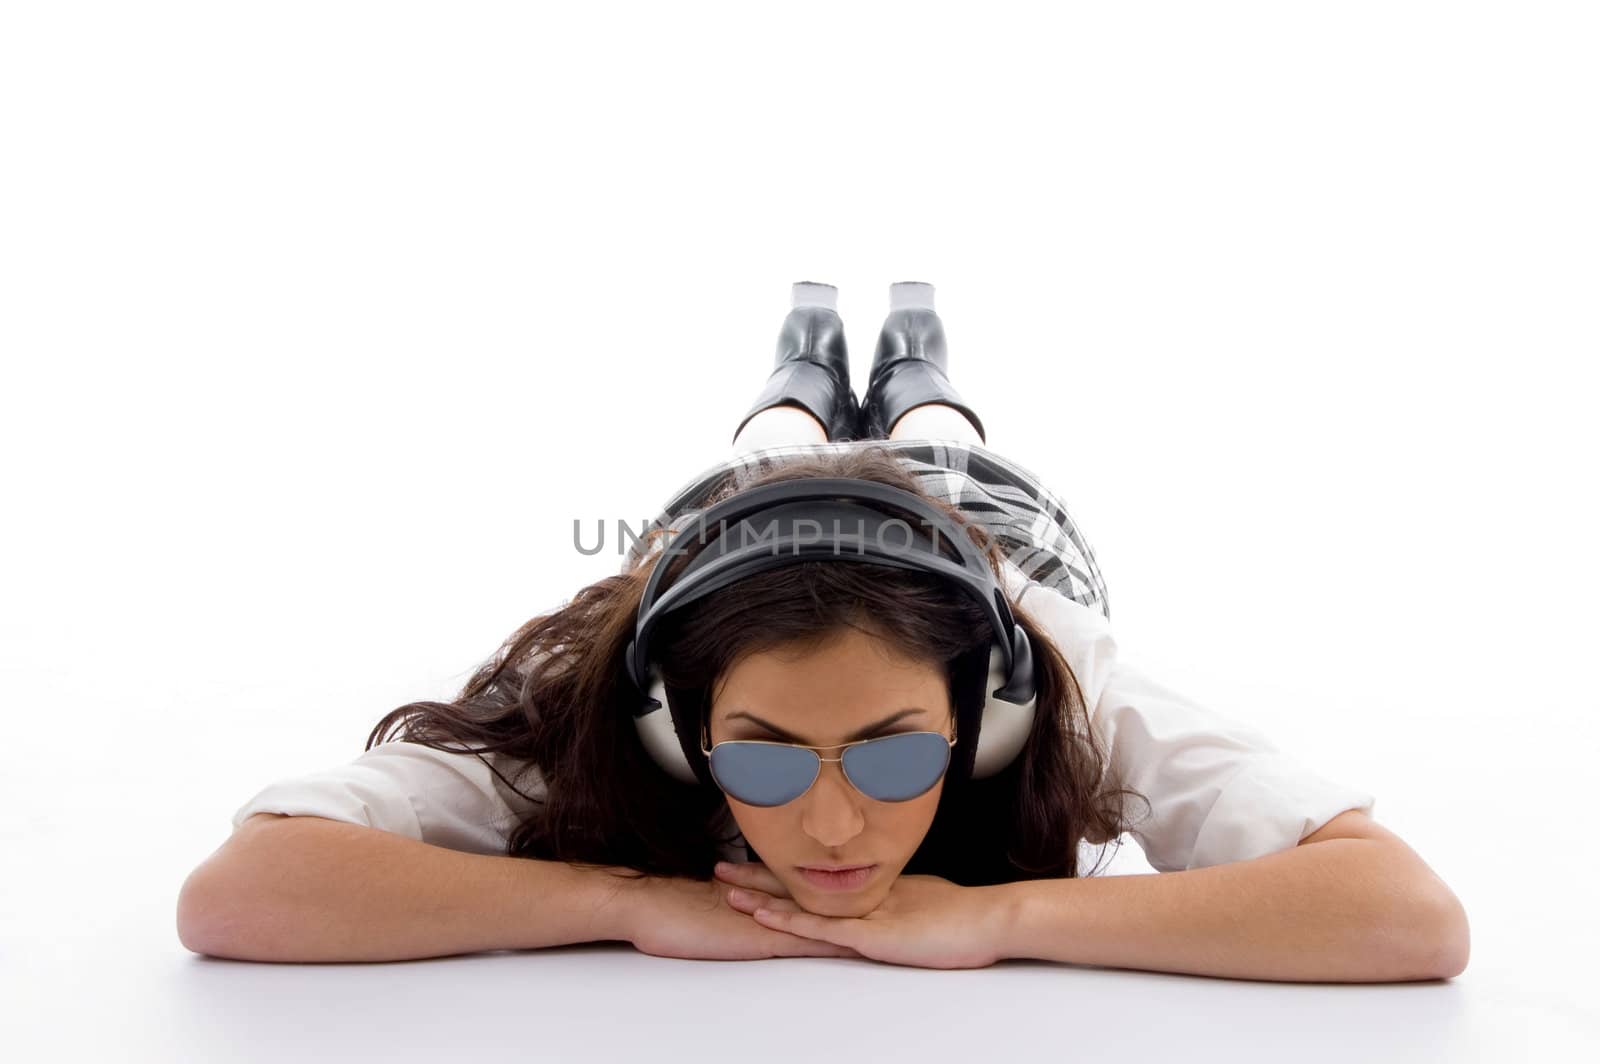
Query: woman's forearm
177 813 636 962
997 838 1469 982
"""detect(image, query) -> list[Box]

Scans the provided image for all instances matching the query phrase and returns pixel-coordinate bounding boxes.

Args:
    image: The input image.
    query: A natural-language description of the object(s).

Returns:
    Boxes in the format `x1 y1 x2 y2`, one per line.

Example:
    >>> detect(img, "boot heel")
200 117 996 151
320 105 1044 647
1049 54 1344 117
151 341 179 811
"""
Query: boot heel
860 282 986 443
731 282 861 445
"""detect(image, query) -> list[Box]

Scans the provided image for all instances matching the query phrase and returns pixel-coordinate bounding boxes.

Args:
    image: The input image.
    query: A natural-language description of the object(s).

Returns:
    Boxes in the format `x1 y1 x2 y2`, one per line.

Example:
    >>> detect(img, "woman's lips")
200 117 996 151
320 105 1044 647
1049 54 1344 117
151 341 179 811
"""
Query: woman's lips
797 864 877 891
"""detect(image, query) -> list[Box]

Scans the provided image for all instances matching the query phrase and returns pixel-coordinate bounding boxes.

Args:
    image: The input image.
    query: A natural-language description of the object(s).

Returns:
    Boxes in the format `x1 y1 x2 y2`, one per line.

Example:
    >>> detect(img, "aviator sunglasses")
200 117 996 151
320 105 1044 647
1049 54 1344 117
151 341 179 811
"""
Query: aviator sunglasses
699 713 959 807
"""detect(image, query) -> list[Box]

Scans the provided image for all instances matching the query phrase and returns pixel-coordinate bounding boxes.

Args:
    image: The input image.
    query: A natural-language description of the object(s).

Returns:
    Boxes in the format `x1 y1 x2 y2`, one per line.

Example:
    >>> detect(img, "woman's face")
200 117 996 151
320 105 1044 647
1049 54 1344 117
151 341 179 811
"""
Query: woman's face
707 626 953 918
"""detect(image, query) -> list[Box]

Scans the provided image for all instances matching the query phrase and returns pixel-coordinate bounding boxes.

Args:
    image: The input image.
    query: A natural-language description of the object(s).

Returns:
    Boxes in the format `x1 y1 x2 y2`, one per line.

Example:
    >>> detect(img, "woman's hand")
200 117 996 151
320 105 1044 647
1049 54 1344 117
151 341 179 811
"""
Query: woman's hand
714 860 1013 970
617 869 865 962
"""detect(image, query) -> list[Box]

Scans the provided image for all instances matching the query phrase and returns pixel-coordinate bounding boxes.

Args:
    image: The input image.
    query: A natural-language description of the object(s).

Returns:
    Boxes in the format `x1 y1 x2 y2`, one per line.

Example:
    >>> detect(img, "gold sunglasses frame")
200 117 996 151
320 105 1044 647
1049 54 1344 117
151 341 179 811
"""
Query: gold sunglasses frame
698 712 959 805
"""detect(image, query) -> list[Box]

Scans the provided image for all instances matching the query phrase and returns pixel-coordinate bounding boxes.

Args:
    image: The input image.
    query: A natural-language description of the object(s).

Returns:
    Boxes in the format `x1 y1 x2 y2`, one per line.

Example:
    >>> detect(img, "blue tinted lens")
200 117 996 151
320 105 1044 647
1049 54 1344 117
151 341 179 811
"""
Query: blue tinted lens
709 742 818 806
843 732 952 801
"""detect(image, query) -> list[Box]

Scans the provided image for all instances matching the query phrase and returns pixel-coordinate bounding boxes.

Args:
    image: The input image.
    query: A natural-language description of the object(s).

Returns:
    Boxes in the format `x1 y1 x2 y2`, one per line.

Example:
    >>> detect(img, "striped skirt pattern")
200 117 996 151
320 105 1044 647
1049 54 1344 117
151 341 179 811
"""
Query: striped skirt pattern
622 439 1111 621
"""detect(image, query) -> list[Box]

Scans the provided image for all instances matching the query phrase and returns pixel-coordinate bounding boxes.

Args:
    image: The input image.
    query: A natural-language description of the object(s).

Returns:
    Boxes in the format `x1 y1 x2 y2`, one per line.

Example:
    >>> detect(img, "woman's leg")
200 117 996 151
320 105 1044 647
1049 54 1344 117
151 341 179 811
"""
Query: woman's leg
887 401 985 445
731 403 828 456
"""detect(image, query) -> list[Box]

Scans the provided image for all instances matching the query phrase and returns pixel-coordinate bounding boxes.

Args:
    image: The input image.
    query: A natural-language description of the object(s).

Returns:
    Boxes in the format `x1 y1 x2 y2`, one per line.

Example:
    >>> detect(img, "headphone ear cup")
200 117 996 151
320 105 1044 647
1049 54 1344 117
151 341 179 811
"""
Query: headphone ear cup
634 668 701 785
970 642 1038 779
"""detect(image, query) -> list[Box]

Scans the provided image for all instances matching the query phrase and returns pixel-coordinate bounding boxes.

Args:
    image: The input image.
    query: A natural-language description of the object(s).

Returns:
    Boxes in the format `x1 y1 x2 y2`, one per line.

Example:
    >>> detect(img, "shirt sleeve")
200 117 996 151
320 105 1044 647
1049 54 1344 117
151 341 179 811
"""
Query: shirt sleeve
229 740 545 857
1001 559 1377 872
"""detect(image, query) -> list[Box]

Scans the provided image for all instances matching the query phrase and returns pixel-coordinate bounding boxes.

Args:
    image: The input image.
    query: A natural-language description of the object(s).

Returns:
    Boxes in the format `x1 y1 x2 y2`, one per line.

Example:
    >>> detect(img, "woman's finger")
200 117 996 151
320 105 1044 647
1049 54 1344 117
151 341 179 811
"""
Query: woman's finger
714 861 792 898
725 885 801 915
772 938 863 959
751 906 863 953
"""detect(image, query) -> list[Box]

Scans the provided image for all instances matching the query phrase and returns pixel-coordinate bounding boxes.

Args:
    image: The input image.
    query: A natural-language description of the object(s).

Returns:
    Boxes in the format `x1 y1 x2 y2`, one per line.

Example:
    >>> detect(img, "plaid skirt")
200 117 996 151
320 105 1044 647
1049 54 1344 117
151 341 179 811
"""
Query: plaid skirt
621 440 1111 620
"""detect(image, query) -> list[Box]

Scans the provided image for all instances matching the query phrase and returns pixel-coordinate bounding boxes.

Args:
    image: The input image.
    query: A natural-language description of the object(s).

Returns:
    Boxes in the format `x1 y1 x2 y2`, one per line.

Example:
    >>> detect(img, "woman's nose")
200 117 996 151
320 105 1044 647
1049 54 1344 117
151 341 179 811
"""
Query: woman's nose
800 759 865 847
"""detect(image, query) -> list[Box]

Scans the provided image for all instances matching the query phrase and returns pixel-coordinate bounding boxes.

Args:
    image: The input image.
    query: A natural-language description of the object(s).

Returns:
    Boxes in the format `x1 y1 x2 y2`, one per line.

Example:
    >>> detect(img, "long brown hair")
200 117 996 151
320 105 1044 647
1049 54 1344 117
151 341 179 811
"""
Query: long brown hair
367 444 1148 886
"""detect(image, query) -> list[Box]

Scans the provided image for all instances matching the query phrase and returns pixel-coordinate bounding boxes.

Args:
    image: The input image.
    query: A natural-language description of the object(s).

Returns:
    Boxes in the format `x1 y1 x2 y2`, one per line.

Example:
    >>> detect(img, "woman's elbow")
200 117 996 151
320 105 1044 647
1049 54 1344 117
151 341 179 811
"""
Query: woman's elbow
1415 885 1471 980
176 847 260 958
176 866 226 956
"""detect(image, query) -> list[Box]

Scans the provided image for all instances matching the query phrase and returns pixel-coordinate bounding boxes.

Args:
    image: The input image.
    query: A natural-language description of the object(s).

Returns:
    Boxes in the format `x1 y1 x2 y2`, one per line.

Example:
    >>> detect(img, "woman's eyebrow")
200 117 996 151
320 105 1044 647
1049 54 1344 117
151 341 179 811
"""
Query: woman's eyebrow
724 708 928 744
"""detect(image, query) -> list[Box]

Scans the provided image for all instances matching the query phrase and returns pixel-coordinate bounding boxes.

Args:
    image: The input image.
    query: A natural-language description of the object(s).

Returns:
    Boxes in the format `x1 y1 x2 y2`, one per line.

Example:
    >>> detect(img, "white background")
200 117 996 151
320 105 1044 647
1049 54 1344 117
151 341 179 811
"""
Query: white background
2 2 1595 1060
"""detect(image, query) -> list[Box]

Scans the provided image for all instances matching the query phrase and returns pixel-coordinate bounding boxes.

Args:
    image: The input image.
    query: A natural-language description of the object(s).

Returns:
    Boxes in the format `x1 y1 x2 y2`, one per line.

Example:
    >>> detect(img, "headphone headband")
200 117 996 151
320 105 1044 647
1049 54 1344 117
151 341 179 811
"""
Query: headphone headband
623 477 1034 713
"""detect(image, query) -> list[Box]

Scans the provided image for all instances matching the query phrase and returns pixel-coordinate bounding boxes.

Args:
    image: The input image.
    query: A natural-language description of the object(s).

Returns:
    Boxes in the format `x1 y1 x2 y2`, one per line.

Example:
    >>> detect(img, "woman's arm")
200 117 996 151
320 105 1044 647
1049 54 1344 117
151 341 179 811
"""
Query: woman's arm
997 810 1469 982
178 813 637 961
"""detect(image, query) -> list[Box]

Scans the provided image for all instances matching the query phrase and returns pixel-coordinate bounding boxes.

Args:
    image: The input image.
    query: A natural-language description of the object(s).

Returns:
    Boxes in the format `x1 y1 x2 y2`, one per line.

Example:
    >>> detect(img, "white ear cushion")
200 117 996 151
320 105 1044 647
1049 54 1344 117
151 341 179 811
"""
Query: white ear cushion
636 671 700 784
970 643 1038 779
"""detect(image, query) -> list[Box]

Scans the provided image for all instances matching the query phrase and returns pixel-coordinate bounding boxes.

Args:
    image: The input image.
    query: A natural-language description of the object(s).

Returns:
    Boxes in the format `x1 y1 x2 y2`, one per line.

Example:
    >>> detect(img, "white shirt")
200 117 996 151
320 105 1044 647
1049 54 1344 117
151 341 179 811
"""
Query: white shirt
230 558 1375 873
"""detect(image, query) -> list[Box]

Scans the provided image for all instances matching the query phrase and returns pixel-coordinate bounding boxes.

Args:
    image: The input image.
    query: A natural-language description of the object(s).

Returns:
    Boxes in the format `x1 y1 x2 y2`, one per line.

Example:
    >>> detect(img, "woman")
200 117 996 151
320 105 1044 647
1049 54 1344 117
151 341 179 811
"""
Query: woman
190 282 1469 980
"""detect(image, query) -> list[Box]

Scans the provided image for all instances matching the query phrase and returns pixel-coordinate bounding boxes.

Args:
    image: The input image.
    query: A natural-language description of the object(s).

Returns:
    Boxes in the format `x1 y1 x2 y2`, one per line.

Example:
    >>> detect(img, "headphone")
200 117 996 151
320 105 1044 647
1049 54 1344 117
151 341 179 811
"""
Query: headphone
622 476 1039 786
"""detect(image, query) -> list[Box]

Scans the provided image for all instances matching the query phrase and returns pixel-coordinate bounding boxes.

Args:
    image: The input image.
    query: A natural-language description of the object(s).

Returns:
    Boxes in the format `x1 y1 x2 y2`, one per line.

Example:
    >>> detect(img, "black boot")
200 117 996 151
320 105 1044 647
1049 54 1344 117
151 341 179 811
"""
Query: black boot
731 282 861 446
859 282 986 443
